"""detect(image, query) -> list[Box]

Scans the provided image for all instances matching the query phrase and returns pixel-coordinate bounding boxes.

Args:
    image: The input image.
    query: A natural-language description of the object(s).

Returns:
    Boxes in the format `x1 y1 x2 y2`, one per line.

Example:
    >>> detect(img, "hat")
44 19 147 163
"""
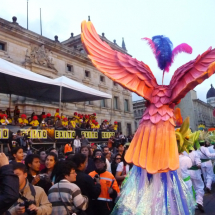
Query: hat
92 120 96 124
104 120 108 122
2 114 7 119
74 112 77 116
56 109 59 112
78 114 81 117
21 114 27 119
56 115 61 119
114 121 118 124
46 113 51 117
93 155 106 163
33 116 38 120
63 117 68 121
93 113 96 116
91 143 95 147
95 121 98 125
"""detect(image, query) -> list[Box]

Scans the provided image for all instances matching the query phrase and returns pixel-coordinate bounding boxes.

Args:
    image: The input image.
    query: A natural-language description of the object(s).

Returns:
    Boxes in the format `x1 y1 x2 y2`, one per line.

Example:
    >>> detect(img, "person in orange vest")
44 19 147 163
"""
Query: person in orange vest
89 155 120 215
30 116 39 126
64 141 73 154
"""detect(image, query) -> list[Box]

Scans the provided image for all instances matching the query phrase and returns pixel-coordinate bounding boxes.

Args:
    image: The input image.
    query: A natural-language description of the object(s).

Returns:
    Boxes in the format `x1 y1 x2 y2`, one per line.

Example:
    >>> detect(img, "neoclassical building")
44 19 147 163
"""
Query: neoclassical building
0 16 134 135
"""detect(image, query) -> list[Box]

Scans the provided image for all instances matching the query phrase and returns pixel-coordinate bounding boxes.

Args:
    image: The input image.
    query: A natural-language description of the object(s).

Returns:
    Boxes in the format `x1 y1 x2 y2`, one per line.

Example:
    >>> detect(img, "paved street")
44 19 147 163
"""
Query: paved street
196 184 215 215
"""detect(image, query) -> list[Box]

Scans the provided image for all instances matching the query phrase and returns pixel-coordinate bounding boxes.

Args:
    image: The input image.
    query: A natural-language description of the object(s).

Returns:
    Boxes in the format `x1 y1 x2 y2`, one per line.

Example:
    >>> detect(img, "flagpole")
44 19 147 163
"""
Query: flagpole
27 0 29 29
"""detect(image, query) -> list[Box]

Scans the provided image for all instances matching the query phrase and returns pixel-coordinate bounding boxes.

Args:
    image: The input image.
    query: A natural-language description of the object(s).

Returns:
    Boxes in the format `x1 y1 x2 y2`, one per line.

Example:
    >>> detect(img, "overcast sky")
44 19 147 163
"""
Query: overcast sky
1 0 215 102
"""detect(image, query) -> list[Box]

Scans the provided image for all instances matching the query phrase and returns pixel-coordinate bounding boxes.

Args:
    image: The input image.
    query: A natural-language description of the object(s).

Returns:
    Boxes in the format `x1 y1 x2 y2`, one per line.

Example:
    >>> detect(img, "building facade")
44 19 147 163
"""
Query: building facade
0 16 134 135
133 99 146 131
177 90 215 131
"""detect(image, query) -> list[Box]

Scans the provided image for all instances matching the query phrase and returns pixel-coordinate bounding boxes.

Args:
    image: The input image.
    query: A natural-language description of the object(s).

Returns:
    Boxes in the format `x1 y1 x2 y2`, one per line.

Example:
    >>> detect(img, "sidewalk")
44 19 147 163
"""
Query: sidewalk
195 183 215 215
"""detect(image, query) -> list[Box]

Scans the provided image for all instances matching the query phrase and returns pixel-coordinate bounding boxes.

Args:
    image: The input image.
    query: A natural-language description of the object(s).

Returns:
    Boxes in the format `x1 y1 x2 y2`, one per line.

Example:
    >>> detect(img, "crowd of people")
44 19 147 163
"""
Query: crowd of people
0 132 132 215
0 107 119 131
179 139 215 213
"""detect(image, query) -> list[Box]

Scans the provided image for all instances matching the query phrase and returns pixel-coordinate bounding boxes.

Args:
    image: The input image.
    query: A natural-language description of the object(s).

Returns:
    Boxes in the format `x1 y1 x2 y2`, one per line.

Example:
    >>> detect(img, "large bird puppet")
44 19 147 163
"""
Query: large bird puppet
81 21 215 214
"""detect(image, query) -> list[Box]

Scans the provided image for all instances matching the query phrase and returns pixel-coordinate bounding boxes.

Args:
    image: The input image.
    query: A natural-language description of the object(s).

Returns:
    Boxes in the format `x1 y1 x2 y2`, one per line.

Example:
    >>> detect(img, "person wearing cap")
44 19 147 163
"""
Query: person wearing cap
41 114 47 126
91 120 96 129
197 140 215 193
94 121 100 130
62 117 69 129
44 113 54 127
18 114 28 126
113 121 118 131
0 114 9 125
69 117 77 130
89 155 119 215
30 116 39 126
54 108 60 121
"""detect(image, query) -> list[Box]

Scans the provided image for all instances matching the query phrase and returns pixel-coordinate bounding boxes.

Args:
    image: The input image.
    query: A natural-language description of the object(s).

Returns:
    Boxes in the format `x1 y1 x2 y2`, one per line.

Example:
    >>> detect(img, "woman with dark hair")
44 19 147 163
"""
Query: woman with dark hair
111 154 122 177
115 149 132 189
80 146 95 174
9 146 24 166
71 154 101 215
40 152 58 183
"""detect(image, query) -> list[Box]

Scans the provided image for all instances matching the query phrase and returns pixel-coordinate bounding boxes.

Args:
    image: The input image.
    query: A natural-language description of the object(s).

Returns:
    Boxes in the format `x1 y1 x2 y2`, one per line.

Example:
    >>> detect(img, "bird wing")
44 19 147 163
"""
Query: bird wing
81 21 158 100
170 47 215 103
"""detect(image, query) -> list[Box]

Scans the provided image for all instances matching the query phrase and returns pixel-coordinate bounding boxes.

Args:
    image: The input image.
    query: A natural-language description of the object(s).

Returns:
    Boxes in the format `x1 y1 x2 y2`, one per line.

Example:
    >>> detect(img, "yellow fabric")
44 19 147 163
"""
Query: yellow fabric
61 115 65 119
30 120 39 126
70 121 76 128
95 124 100 129
91 124 95 129
8 119 12 124
18 118 28 124
62 121 68 126
0 119 7 125
113 125 118 131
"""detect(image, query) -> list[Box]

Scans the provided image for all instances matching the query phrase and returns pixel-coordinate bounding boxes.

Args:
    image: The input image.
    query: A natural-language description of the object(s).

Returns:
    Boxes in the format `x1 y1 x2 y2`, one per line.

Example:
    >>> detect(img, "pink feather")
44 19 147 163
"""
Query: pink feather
164 43 192 72
172 43 192 57
142 37 157 57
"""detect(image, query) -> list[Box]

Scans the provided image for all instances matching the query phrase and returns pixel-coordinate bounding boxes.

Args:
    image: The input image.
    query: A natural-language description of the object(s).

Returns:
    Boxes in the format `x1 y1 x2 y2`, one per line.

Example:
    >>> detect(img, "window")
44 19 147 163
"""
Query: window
100 76 105 82
0 42 5 51
101 99 106 107
85 101 93 105
85 70 90 78
113 96 118 109
124 99 129 112
67 64 73 72
127 123 132 135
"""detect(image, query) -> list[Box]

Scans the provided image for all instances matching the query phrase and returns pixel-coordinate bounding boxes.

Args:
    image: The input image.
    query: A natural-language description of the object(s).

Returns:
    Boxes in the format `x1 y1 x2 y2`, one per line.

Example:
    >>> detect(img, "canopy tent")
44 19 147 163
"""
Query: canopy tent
0 58 111 106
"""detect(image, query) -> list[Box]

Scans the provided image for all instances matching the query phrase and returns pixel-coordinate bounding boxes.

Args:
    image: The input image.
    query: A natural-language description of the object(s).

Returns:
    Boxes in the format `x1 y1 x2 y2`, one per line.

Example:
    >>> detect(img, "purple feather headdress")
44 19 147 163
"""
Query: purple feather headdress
143 35 192 73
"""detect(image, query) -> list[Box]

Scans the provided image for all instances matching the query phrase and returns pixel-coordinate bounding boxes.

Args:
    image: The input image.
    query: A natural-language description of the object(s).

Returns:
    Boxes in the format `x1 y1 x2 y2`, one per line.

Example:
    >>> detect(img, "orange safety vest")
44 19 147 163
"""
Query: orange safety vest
64 144 72 154
89 171 120 202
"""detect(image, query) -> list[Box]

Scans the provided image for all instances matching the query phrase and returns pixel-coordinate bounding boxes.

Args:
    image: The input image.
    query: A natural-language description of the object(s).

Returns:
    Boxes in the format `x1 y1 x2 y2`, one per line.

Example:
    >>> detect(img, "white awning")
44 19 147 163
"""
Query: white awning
0 58 112 102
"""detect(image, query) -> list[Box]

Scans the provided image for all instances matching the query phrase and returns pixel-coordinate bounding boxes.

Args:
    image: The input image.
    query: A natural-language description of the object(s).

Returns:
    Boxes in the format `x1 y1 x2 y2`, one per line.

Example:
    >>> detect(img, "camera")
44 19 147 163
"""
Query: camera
19 199 37 215
94 174 100 183
39 174 46 180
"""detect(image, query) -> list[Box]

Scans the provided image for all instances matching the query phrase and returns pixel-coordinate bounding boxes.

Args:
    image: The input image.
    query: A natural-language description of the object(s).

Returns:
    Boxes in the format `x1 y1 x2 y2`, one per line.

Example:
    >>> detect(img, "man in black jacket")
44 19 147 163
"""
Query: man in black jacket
70 153 101 215
25 154 52 194
0 153 19 214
